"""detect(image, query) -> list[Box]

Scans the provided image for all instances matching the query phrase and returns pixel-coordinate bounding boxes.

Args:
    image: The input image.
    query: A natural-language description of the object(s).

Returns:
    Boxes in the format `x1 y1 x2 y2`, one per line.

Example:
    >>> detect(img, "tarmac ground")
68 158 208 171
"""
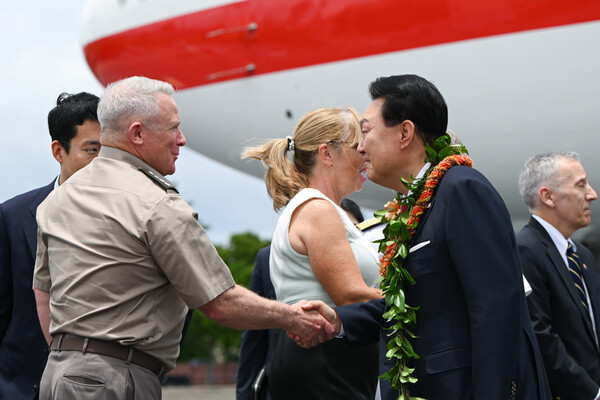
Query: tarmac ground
162 384 235 400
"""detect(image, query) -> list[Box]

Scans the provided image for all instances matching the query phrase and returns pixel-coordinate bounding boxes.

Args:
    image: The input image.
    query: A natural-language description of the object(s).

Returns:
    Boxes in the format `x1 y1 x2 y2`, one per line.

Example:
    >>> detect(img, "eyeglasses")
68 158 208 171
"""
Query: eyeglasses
328 140 360 150
327 140 350 145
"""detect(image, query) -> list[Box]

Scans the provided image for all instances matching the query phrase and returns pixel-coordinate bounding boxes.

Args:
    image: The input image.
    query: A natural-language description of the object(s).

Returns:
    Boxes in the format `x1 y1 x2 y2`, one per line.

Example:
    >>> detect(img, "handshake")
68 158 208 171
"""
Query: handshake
285 300 342 348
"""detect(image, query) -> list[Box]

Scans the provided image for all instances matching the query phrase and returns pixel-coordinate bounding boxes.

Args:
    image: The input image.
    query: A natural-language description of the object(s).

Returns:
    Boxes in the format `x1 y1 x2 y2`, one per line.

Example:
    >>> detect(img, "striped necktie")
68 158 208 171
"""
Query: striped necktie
567 243 591 317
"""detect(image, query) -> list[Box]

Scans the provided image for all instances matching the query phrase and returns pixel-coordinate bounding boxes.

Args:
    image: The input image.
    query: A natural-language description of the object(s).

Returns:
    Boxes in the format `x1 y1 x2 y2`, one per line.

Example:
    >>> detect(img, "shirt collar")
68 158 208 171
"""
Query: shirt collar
416 162 431 181
532 214 575 254
406 162 431 197
98 146 175 188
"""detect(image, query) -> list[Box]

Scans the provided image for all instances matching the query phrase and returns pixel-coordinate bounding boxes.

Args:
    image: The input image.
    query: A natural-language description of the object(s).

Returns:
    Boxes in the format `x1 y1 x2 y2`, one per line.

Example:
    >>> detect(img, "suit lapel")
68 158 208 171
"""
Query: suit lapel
397 196 434 273
529 219 597 342
24 180 54 260
407 163 450 243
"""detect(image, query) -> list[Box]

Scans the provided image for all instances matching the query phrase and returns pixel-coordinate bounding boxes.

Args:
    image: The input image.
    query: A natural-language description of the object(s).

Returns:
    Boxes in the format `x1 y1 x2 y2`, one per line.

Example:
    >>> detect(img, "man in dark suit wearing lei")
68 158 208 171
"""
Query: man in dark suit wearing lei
305 74 551 399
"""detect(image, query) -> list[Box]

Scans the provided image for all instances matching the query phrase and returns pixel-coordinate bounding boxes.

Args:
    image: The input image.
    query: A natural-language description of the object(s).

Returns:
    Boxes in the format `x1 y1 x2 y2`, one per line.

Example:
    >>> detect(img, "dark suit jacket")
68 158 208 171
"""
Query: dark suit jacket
337 166 551 400
517 217 600 399
236 246 276 400
0 181 54 400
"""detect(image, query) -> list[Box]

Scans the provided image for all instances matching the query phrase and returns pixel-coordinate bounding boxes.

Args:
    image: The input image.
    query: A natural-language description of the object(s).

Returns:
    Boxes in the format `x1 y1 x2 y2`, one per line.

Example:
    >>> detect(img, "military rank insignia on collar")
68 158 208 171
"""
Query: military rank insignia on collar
138 167 179 193
356 217 383 232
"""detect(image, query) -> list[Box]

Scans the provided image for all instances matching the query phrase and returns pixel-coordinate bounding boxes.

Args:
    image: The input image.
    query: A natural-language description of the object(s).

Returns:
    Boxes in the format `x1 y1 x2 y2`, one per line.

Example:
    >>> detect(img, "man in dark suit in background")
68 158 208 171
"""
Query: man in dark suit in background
308 74 551 399
517 152 600 400
0 92 100 399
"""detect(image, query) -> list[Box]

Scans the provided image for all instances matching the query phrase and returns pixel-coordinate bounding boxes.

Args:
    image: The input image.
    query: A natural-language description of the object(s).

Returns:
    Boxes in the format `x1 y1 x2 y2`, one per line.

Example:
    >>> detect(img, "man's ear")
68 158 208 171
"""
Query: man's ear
128 122 144 145
539 186 555 208
51 140 64 164
398 120 417 150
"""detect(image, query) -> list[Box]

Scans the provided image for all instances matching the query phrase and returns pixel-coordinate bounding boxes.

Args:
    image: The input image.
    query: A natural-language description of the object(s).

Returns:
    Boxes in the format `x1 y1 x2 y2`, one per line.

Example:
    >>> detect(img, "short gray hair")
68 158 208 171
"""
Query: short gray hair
98 76 175 133
518 151 580 211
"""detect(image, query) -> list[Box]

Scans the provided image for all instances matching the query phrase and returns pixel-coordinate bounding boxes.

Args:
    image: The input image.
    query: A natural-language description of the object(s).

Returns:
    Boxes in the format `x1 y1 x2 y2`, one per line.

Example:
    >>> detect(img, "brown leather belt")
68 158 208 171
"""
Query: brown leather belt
50 334 166 381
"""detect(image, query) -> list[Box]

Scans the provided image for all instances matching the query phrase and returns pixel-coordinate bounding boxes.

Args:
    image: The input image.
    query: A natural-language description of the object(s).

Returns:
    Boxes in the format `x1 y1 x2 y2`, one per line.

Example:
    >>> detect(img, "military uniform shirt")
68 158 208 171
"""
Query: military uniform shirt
33 146 235 370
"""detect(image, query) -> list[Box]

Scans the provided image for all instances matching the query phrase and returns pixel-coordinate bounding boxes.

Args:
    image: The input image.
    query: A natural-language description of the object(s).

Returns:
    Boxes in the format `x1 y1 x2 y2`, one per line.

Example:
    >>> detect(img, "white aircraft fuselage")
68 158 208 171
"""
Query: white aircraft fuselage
80 0 600 239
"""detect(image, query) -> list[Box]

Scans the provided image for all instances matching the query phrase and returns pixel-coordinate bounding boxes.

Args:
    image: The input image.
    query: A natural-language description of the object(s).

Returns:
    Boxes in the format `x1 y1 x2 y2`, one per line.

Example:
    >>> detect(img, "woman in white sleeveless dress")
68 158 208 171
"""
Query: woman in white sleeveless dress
243 107 382 400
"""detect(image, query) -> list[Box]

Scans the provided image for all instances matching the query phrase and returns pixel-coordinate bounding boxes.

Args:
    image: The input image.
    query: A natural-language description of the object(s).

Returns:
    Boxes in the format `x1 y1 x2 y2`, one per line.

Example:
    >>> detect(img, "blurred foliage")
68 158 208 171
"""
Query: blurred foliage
178 232 271 362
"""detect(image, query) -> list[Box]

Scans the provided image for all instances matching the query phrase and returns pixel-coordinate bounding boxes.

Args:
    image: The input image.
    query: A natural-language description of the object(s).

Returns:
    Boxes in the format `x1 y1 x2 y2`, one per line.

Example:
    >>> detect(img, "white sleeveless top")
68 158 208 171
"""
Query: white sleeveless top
270 188 380 308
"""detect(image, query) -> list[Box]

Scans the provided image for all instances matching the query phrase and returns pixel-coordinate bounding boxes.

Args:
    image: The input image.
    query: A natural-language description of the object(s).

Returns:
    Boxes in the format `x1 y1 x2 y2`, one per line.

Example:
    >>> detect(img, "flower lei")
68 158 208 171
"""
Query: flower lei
374 133 472 400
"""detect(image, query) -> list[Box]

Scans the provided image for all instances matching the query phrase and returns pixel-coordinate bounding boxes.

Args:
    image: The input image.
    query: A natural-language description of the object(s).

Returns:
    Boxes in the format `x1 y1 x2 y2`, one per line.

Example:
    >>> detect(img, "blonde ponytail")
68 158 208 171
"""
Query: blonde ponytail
242 138 308 211
242 107 362 211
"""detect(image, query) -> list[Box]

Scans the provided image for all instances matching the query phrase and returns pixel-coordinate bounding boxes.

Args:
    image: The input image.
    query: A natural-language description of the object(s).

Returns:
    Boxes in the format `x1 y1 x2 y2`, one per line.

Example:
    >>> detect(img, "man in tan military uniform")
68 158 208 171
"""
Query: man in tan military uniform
32 76 334 400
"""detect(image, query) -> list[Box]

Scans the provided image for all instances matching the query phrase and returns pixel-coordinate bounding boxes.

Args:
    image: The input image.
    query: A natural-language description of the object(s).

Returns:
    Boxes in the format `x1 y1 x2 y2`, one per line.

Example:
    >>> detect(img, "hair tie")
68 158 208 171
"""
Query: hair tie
286 136 295 152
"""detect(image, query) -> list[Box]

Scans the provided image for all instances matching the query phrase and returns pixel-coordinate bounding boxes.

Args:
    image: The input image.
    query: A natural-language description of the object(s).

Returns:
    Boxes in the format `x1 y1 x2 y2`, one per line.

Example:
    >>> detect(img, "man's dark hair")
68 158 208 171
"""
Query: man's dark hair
369 74 448 147
48 92 99 153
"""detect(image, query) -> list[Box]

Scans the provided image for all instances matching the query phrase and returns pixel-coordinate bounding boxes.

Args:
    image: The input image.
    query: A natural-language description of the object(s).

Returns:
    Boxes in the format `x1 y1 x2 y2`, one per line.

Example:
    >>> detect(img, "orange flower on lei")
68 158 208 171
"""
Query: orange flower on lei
379 242 398 276
383 199 402 220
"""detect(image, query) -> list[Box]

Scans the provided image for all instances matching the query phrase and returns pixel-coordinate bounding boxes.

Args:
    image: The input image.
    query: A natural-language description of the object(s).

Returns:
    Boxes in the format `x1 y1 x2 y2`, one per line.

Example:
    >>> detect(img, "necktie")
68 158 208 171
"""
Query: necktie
567 243 590 316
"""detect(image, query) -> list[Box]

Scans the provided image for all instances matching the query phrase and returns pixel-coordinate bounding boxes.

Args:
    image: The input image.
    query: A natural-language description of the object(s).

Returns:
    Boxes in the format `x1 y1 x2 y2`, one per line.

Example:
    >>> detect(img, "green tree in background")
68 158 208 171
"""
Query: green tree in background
178 232 271 363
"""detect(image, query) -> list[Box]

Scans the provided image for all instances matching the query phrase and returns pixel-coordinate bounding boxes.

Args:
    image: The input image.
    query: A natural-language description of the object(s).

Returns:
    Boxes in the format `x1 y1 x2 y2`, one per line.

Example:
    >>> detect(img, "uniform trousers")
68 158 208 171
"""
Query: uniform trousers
40 350 161 400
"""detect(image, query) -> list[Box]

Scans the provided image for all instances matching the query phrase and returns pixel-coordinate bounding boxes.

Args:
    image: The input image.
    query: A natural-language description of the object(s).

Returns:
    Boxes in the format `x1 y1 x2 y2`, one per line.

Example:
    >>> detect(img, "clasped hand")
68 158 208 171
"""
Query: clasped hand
285 300 341 348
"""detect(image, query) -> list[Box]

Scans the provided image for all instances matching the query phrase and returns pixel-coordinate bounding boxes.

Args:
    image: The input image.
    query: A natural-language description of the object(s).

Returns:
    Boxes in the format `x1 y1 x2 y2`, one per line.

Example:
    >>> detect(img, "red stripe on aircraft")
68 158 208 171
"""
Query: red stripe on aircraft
83 0 600 89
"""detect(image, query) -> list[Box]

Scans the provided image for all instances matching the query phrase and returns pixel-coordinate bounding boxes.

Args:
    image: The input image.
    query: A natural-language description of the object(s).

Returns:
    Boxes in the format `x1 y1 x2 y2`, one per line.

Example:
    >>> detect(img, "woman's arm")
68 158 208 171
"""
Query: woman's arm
289 198 382 306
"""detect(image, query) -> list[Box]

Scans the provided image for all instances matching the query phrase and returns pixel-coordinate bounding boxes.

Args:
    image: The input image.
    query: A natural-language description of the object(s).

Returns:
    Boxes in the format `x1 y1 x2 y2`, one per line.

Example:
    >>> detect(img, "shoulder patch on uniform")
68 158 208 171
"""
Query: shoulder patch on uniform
356 217 383 232
138 167 178 193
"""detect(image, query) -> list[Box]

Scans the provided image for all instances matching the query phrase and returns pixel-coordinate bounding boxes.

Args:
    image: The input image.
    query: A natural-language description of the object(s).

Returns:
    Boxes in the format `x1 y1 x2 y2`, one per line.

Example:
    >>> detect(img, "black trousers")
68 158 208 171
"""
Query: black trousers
269 330 378 400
